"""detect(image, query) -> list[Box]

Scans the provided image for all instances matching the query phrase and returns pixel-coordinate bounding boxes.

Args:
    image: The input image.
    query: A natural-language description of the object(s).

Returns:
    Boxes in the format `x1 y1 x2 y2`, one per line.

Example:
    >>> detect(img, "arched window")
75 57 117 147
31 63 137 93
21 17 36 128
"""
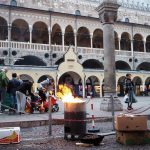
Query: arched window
93 29 103 48
77 27 90 47
51 24 62 45
133 34 144 52
32 21 48 44
120 32 131 51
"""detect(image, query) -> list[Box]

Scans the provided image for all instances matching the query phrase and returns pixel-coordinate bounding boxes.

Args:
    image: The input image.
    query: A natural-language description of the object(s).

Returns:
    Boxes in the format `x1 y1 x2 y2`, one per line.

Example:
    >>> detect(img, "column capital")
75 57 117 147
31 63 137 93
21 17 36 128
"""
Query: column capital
8 23 12 29
90 33 93 38
29 25 32 32
48 27 51 33
96 1 120 24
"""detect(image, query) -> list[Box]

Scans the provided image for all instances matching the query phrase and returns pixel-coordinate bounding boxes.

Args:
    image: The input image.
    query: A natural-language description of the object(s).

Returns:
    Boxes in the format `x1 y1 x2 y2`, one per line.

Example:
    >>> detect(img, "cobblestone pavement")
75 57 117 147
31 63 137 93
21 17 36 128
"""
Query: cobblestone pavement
1 122 150 150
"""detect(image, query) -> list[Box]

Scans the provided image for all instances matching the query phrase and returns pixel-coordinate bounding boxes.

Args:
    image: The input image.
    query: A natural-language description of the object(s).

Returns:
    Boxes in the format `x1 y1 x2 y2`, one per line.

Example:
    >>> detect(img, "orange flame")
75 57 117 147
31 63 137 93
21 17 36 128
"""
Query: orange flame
56 84 84 103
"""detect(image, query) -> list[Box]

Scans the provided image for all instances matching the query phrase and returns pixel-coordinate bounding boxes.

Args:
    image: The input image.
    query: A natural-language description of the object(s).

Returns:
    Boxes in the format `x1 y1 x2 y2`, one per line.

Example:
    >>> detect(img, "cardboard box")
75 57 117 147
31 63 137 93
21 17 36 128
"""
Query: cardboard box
115 115 147 131
0 127 21 144
116 131 150 145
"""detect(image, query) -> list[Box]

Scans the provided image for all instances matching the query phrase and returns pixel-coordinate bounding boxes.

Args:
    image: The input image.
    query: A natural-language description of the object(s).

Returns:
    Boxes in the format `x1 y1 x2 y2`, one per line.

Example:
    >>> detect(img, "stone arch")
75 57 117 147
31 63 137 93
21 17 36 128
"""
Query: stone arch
146 35 150 52
14 55 47 66
136 62 150 71
116 61 131 70
145 77 150 85
114 31 119 50
51 23 62 45
32 21 48 44
145 77 150 95
85 76 100 97
93 29 103 48
55 57 64 66
58 71 82 97
0 59 4 66
82 59 104 69
37 75 54 83
132 76 143 96
120 32 131 51
117 76 126 96
11 19 29 42
0 16 8 40
133 34 144 52
64 25 74 46
19 74 34 82
77 26 90 47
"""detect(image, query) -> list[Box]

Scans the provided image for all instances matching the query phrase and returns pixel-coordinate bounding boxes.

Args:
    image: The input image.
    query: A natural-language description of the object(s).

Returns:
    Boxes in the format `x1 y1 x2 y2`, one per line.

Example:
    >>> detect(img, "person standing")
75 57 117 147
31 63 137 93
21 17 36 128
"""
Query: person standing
7 73 21 113
39 78 54 101
0 67 9 112
124 73 137 110
16 80 33 114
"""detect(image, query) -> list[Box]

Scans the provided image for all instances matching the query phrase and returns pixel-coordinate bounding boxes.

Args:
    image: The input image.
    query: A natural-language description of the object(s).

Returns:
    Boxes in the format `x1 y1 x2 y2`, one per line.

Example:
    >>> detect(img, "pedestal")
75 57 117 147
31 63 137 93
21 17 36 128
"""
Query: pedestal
100 96 123 111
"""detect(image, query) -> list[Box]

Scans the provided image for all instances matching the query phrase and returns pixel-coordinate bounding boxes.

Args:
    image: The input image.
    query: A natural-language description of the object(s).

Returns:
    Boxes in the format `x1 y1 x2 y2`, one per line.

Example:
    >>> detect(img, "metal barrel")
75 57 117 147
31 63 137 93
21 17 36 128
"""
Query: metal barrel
64 101 86 139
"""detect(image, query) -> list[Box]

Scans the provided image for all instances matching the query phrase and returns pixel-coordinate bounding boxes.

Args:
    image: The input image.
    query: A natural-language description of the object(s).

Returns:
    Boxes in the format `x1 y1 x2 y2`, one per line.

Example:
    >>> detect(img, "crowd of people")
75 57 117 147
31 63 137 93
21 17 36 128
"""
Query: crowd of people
0 67 54 114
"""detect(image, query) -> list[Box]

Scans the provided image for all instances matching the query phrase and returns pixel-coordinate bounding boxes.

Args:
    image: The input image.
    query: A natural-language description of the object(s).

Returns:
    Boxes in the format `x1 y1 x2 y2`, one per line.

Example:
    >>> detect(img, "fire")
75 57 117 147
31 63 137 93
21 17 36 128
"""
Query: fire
56 84 84 103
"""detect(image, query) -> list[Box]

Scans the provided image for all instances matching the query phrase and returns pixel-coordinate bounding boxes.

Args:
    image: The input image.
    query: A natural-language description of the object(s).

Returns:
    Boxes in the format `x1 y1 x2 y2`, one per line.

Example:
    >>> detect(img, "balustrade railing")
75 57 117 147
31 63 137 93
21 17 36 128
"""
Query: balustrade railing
0 40 9 48
11 41 30 50
115 50 132 56
134 52 150 58
1 40 150 58
77 47 104 55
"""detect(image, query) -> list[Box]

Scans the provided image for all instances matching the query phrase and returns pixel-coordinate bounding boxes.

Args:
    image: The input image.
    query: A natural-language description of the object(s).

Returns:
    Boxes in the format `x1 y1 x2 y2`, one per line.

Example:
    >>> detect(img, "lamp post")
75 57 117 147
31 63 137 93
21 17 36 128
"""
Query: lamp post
96 0 123 111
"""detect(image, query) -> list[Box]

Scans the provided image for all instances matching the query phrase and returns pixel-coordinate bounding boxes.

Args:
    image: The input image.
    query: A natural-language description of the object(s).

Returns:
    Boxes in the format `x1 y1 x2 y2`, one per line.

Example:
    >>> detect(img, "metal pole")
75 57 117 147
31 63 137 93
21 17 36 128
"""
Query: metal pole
49 11 52 66
8 6 12 66
111 95 115 131
48 95 52 136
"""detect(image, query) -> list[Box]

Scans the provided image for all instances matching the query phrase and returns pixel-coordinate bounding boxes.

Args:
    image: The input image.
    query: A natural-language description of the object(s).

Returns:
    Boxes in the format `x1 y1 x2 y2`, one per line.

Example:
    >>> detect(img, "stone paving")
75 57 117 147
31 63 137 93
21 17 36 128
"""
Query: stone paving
0 96 150 149
1 121 150 150
0 96 150 127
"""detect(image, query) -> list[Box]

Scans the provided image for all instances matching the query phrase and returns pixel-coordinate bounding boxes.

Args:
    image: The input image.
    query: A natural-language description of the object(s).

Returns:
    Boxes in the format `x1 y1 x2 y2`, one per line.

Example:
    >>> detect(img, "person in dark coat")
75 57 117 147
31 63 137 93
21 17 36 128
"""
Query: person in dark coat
16 80 33 114
7 73 22 112
124 73 137 110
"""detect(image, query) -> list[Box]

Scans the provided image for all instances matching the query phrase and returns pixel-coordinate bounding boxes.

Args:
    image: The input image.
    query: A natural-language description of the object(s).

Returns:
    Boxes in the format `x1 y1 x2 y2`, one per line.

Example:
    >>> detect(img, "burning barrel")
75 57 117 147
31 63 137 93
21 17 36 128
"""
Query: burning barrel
64 101 86 140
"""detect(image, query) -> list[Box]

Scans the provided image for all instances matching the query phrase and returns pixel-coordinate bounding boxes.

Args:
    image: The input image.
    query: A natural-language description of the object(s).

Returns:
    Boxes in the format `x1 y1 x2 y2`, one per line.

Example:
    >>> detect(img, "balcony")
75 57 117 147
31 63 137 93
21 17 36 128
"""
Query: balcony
0 40 150 58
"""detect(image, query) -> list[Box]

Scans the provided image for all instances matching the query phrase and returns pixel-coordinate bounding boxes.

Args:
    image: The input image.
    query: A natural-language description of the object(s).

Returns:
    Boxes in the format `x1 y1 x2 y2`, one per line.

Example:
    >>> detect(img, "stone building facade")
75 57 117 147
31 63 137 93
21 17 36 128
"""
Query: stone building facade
0 0 150 97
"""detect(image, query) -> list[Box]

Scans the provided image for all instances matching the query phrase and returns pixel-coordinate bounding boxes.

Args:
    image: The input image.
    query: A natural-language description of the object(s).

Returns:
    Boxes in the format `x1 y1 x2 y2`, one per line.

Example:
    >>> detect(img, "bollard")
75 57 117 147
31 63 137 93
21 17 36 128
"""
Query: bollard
88 96 100 133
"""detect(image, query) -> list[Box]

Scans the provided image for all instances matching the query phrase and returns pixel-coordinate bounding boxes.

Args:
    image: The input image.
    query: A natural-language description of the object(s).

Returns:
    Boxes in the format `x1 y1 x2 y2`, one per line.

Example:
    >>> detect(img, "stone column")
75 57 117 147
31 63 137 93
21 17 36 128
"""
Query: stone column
7 23 12 65
142 82 145 93
90 33 93 49
48 27 51 46
96 0 123 111
100 79 102 98
74 31 77 52
118 36 121 50
48 27 52 66
29 25 32 49
82 76 86 98
131 39 134 56
62 32 65 51
131 39 135 70
144 40 146 53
